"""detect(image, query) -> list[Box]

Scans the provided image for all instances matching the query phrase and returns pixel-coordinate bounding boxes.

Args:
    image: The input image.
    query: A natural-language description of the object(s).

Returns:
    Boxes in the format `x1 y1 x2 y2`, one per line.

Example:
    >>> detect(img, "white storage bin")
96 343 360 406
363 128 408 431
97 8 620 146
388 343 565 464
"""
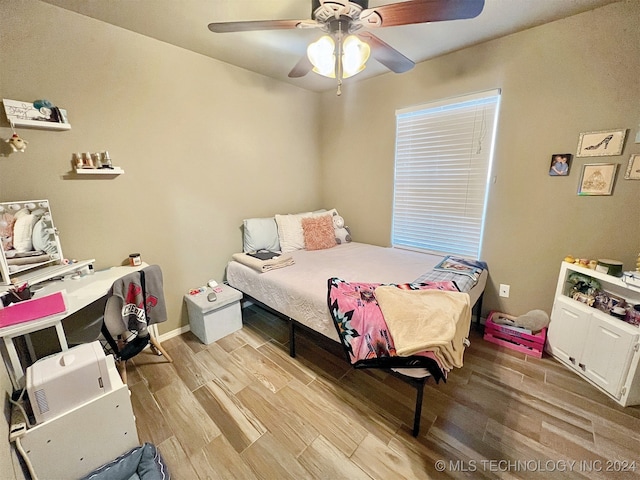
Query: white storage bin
185 284 243 344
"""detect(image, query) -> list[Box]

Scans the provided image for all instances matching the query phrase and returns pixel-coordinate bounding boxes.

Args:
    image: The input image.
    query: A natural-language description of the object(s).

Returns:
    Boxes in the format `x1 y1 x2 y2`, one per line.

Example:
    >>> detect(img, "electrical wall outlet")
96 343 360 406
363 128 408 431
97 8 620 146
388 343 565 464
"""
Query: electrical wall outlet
499 284 510 298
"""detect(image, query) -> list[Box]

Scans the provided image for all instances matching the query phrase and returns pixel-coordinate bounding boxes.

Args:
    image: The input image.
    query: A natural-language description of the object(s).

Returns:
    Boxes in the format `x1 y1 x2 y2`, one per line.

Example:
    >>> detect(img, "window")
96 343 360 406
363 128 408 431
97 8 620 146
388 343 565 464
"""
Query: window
392 89 501 259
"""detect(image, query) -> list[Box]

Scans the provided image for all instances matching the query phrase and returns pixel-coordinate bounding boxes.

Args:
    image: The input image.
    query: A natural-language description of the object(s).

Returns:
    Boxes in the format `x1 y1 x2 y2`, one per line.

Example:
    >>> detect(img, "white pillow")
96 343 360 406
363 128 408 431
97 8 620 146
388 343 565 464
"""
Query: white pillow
13 212 38 252
275 212 312 253
243 217 280 253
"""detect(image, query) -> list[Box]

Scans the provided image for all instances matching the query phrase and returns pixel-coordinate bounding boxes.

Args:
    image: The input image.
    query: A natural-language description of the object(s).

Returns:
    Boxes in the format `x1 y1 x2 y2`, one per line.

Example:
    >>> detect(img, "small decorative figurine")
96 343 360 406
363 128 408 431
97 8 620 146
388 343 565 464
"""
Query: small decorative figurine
5 133 28 153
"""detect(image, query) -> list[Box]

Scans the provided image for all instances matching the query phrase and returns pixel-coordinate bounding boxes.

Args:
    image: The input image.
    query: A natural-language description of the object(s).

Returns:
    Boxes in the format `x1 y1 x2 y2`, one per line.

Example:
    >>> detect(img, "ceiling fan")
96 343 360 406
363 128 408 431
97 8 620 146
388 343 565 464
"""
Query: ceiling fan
208 0 485 94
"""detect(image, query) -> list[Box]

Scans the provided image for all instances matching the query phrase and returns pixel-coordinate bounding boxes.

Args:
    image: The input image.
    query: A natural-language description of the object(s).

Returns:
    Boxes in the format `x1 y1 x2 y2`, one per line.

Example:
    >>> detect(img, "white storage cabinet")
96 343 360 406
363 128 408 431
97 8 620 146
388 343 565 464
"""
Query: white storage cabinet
185 284 243 344
546 262 640 406
14 343 138 479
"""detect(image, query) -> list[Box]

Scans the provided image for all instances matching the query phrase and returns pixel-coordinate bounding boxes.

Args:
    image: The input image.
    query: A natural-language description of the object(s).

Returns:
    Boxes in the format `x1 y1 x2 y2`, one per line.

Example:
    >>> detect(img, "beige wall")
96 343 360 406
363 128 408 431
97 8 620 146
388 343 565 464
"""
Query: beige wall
320 0 640 317
0 0 322 337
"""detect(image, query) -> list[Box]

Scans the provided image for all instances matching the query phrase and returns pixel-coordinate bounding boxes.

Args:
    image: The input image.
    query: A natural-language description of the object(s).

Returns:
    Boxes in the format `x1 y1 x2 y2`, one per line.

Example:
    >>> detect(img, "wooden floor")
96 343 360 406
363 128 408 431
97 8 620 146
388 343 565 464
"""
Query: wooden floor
125 305 640 479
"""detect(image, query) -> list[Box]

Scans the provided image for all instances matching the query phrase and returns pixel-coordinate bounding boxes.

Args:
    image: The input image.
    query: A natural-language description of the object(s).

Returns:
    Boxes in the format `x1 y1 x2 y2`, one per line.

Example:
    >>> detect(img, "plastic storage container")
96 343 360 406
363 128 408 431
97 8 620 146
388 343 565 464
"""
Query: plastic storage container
483 311 547 358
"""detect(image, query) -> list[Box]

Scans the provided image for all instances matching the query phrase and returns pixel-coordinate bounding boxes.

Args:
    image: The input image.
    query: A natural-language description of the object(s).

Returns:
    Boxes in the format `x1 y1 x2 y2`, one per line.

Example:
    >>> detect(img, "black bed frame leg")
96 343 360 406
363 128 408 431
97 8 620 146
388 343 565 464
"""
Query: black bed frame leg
289 319 296 358
412 378 425 437
475 292 484 332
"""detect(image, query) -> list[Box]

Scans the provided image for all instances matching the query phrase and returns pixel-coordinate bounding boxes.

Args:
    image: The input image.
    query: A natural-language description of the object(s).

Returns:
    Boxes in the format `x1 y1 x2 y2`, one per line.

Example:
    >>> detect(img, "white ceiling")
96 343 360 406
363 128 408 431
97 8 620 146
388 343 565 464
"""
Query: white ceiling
40 0 619 93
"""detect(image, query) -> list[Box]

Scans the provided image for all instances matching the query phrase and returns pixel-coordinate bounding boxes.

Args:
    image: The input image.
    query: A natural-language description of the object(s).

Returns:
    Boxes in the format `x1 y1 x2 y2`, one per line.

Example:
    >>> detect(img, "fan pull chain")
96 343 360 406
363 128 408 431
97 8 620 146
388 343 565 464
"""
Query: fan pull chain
336 21 344 96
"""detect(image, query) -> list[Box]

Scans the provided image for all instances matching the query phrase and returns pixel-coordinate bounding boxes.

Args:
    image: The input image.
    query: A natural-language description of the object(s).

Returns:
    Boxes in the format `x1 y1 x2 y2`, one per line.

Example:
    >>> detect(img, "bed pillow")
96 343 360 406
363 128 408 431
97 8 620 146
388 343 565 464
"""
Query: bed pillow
243 217 280 253
302 214 337 251
275 212 312 253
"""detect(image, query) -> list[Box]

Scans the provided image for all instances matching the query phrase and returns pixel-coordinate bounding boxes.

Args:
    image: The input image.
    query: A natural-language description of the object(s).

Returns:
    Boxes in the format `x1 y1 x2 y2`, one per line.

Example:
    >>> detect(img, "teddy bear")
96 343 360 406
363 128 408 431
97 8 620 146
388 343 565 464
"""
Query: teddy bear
5 133 28 152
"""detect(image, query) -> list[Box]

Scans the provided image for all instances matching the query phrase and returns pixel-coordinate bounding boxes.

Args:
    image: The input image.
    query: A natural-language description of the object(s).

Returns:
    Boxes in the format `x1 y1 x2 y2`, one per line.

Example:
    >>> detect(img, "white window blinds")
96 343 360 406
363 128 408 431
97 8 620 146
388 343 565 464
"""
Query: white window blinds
392 89 501 259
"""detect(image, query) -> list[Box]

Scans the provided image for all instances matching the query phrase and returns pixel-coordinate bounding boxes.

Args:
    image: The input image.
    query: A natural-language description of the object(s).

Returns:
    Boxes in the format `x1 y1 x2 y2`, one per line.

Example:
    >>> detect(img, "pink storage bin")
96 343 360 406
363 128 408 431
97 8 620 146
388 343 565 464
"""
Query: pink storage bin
483 311 547 358
0 291 67 328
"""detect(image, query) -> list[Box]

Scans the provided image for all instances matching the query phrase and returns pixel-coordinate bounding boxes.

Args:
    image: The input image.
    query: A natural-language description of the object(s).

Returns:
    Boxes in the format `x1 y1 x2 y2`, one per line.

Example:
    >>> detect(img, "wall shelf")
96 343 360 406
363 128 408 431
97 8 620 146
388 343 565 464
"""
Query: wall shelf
3 99 71 131
10 118 71 131
74 167 124 175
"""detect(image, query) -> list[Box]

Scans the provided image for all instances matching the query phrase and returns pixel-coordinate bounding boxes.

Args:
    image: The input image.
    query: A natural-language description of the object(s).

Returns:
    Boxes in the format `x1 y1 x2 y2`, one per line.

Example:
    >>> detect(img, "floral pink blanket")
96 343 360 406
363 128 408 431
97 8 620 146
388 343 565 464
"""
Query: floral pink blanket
327 277 460 381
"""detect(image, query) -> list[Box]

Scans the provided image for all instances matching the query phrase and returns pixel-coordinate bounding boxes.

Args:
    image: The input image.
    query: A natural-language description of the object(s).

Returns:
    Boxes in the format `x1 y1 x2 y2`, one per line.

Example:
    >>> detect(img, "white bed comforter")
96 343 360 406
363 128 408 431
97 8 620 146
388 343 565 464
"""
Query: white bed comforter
226 242 486 342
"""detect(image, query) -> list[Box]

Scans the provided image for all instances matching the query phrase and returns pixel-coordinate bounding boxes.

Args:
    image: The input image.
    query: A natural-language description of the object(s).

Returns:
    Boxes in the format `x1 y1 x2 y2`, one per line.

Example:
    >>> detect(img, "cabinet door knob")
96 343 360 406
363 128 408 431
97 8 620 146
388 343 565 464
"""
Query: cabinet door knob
569 356 576 364
579 363 586 371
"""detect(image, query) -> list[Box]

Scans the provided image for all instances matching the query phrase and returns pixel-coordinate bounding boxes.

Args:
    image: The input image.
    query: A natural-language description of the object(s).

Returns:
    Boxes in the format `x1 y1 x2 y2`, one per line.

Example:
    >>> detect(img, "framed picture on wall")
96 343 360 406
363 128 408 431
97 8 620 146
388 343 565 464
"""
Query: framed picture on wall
549 153 572 176
624 154 640 180
577 163 618 195
576 129 627 157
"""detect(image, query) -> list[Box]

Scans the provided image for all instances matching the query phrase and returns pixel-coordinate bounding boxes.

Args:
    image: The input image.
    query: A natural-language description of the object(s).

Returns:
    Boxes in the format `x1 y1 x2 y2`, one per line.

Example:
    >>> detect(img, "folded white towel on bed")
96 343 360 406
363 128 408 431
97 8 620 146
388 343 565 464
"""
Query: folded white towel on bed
374 287 471 368
232 252 295 273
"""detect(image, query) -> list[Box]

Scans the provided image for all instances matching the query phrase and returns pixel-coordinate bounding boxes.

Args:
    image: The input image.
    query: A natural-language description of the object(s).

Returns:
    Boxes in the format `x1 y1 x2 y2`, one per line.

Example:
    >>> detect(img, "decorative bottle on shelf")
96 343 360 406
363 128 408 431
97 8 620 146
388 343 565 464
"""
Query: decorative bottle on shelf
101 151 113 169
82 152 93 168
73 152 82 169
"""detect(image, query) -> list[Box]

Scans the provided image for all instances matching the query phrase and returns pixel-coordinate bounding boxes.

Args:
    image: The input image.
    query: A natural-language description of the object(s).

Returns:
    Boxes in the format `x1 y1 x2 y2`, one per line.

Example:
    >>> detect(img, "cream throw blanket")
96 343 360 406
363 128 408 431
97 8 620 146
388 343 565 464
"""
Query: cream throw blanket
374 287 471 369
232 253 294 273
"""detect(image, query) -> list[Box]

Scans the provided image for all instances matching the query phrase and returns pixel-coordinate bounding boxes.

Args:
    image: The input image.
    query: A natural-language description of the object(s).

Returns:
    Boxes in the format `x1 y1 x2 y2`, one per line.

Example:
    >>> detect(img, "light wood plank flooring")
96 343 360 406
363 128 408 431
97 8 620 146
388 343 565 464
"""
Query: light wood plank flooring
125 305 640 479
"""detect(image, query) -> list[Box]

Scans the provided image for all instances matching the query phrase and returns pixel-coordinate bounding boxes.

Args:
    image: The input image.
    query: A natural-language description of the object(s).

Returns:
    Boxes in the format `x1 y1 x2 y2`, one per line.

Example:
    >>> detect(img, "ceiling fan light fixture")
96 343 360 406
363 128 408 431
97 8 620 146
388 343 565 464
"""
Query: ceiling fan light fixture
210 0 486 92
342 34 370 78
307 35 336 78
307 34 370 79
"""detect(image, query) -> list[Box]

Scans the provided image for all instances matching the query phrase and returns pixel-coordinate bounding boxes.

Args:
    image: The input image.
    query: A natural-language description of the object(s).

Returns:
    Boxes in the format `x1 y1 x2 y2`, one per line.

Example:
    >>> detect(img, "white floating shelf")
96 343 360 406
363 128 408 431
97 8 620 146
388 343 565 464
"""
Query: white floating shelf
3 99 71 130
74 167 124 175
11 118 71 130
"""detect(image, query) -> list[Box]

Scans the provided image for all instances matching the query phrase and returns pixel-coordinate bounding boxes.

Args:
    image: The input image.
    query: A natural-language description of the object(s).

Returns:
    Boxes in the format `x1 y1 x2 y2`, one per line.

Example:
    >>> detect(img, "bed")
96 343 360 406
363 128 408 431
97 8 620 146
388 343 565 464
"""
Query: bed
227 242 486 342
226 211 488 435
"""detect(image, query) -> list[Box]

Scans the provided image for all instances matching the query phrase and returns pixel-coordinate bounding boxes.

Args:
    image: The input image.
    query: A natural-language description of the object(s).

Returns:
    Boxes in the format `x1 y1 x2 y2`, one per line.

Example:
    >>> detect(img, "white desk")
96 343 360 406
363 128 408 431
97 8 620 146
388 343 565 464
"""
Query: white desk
0 263 146 389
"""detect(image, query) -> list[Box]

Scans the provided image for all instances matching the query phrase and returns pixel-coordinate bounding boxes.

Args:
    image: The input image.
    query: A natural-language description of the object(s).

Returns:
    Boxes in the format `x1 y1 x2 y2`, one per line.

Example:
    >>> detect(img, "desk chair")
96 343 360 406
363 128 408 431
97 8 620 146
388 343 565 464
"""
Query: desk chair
101 265 172 383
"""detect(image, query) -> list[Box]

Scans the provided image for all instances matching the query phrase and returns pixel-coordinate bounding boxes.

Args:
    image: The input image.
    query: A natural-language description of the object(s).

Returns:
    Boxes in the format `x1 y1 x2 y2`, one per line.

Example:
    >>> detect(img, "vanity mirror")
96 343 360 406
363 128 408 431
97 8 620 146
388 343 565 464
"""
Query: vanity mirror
0 200 64 286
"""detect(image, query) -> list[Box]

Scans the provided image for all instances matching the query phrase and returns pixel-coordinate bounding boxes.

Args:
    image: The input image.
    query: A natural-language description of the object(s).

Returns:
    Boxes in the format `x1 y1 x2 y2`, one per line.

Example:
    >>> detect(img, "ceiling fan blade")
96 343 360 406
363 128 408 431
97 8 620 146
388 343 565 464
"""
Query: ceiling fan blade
360 0 485 28
208 19 309 33
288 55 314 78
357 32 414 73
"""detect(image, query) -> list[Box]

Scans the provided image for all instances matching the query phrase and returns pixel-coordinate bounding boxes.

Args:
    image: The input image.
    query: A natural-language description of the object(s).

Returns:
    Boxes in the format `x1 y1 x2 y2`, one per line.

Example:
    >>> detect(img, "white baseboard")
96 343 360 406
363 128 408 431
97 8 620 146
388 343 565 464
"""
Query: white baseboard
156 325 190 343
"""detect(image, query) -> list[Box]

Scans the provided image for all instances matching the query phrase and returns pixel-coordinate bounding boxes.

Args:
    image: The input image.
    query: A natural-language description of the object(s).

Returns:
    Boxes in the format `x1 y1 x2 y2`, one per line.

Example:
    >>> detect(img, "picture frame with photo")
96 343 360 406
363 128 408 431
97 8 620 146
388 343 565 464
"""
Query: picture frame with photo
624 154 640 180
576 129 627 157
549 153 572 176
577 163 618 196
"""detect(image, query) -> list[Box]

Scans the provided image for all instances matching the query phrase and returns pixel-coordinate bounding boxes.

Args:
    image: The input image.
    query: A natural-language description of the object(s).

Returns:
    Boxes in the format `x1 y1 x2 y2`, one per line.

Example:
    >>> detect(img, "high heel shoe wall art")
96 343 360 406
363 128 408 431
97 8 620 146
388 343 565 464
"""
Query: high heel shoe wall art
577 129 627 157
584 134 613 150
